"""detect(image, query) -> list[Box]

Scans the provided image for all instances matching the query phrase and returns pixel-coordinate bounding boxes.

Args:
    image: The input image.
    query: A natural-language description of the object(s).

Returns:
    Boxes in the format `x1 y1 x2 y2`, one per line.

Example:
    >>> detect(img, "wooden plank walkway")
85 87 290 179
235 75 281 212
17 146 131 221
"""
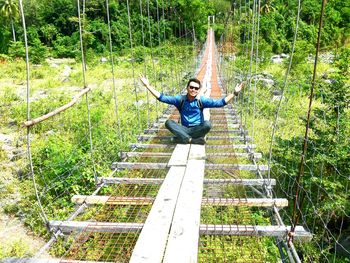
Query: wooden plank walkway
129 144 190 263
163 145 206 262
129 144 206 262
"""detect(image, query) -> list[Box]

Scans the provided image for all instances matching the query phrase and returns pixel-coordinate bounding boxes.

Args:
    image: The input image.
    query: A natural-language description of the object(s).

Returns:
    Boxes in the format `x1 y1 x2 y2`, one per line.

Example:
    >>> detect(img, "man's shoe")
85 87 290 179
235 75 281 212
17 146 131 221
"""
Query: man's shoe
191 137 206 145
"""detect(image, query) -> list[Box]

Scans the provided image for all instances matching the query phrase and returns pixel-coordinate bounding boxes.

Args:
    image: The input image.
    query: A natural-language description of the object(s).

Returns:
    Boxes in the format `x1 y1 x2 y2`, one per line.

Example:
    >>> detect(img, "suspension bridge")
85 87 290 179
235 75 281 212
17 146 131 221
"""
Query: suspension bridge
5 0 349 262
45 29 311 263
11 24 313 262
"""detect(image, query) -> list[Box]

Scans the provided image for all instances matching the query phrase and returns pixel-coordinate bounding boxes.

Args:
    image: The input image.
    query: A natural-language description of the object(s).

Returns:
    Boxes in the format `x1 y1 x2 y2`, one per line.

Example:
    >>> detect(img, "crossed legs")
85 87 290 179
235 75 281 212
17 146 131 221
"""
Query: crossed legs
165 120 211 144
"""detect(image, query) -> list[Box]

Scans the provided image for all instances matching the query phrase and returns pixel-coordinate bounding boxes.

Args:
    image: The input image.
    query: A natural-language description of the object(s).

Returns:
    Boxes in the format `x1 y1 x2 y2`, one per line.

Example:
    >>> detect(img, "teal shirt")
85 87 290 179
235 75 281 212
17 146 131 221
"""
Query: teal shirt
158 94 227 127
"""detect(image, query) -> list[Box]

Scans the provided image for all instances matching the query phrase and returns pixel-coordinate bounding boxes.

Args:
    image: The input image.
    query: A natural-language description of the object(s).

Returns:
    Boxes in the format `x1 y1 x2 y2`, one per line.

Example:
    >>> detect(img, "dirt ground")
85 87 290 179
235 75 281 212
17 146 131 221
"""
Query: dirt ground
0 130 48 259
0 213 48 258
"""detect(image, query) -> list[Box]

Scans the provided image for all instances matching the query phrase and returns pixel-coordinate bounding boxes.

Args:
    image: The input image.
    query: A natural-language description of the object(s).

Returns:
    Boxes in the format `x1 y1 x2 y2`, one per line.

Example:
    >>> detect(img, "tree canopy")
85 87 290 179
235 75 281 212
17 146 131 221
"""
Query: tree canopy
0 0 348 60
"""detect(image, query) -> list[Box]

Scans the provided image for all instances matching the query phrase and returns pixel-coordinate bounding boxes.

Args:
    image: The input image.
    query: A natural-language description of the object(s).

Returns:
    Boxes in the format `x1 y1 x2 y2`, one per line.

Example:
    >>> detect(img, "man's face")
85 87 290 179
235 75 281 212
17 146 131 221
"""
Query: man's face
187 81 201 98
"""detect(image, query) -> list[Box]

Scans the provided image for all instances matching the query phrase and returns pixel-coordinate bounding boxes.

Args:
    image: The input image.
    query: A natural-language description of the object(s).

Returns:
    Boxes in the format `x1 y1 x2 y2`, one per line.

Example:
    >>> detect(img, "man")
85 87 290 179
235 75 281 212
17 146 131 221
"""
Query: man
140 75 245 144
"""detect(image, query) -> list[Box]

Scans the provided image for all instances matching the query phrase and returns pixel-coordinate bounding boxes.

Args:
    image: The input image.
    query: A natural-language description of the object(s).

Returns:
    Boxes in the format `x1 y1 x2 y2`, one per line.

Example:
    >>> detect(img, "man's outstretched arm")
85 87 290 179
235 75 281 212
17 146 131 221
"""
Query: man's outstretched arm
224 82 246 104
140 74 161 99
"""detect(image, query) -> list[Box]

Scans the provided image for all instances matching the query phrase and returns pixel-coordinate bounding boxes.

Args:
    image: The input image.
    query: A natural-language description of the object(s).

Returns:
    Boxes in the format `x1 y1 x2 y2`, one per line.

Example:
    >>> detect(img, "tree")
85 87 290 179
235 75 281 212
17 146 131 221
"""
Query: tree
0 0 19 42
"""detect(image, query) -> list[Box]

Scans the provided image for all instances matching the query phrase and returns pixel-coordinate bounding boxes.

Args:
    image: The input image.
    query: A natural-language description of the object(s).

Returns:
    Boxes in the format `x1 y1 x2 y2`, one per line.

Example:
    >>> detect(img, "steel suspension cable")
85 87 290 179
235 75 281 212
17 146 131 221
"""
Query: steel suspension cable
139 0 151 127
241 0 249 133
155 0 165 93
253 0 261 137
146 0 159 118
267 0 302 183
126 0 142 133
19 0 49 226
162 0 166 40
106 0 122 141
291 0 327 238
249 0 258 142
77 0 98 184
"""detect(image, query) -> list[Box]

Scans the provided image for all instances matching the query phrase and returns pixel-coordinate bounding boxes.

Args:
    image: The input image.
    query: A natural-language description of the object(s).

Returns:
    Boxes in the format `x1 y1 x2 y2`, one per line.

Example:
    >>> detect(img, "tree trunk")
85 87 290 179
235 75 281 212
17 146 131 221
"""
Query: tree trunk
10 17 16 42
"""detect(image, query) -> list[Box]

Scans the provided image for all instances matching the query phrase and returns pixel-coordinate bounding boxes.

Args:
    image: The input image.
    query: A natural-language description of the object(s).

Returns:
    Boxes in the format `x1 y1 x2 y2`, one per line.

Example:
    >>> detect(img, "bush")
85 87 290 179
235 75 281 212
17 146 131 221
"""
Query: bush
7 39 48 64
0 53 10 62
29 39 48 64
8 41 26 59
53 34 79 58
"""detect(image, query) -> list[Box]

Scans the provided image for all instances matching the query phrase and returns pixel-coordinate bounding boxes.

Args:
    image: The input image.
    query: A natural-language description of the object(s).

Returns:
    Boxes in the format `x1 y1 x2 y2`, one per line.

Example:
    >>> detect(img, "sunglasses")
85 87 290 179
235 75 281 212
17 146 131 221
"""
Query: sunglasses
189 86 200 90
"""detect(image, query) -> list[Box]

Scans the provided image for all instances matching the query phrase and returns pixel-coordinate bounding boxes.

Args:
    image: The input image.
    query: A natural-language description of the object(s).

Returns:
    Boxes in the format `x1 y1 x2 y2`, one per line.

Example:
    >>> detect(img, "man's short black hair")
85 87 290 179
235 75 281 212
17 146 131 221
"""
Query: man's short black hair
187 78 201 89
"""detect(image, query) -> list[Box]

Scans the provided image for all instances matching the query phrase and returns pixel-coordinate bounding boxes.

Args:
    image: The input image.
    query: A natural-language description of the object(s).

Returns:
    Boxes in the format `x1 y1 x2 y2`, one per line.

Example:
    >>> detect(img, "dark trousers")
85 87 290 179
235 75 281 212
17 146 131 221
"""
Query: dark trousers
165 120 211 143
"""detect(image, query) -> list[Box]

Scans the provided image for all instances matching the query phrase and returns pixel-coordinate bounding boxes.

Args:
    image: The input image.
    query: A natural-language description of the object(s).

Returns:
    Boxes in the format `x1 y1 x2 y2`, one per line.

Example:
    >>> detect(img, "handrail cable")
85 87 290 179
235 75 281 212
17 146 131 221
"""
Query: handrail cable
77 0 98 184
291 0 327 239
147 0 160 118
155 0 165 93
106 0 122 141
19 0 49 226
249 0 258 142
139 0 151 127
267 0 302 185
126 0 142 133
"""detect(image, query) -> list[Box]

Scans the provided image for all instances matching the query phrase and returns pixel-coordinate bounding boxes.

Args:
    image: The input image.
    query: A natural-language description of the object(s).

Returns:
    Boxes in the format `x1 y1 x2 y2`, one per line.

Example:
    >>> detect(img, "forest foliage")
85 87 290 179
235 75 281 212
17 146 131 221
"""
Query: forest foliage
0 0 349 61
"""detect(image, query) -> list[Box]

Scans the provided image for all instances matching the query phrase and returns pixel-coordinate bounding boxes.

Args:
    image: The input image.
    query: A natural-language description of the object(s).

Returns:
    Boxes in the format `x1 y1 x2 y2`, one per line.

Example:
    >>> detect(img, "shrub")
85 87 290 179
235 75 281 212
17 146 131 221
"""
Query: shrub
8 41 26 59
53 34 79 58
29 39 48 64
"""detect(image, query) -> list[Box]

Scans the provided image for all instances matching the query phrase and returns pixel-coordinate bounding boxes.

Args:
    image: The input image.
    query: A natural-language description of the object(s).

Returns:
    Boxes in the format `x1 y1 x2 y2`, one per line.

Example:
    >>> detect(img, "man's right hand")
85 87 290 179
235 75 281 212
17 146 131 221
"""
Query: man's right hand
139 74 149 88
139 74 161 99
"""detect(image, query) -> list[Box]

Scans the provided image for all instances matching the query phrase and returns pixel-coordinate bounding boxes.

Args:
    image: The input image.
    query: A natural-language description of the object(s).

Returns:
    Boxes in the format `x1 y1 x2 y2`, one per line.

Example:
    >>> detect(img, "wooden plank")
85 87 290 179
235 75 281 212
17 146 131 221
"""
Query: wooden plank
129 143 175 149
144 128 247 134
72 195 154 205
167 144 190 166
137 135 250 142
206 163 268 171
212 123 240 128
49 220 143 233
207 144 256 149
99 177 165 185
200 225 312 241
163 158 206 263
189 144 206 160
98 177 276 186
112 162 267 172
168 115 240 121
157 118 240 125
130 166 187 263
201 198 288 207
119 151 172 158
118 151 262 160
207 152 262 159
111 162 168 170
207 120 240 124
48 221 312 241
203 178 276 186
153 122 241 129
71 195 286 207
